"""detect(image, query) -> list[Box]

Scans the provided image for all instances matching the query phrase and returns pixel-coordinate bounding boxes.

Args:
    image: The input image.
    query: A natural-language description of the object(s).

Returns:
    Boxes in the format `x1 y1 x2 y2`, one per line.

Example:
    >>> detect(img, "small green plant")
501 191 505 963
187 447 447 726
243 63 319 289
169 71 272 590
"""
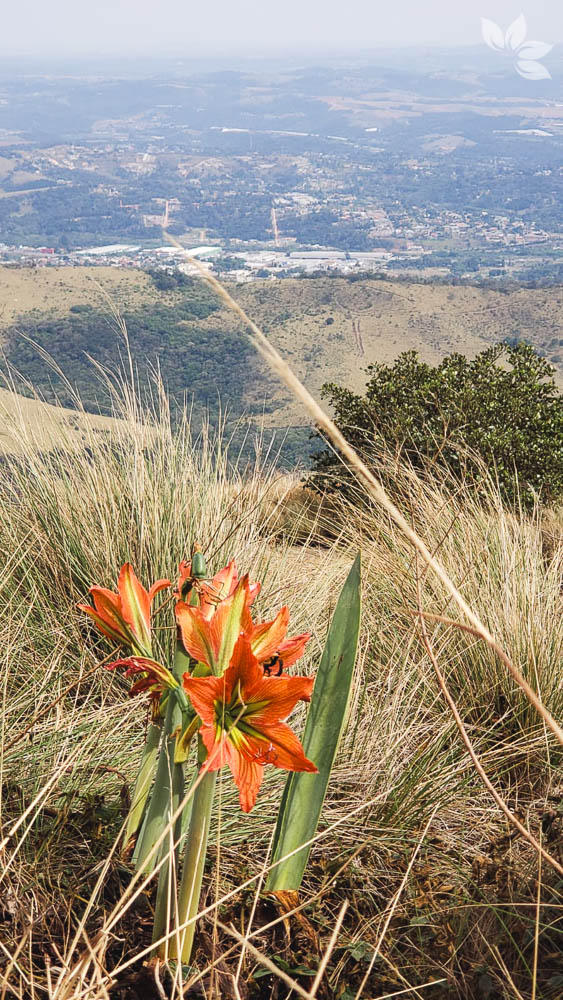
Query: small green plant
312 343 563 507
78 548 361 964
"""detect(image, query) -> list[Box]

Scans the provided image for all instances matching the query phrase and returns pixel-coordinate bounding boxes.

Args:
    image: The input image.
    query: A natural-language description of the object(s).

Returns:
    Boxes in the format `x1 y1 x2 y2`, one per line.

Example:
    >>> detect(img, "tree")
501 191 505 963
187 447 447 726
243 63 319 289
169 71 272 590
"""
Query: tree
311 344 563 507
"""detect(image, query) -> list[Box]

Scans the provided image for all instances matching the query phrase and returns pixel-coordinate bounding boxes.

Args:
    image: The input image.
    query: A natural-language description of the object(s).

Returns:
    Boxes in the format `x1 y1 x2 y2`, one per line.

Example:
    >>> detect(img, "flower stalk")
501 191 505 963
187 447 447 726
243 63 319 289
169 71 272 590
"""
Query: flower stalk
123 720 162 854
133 668 185 874
167 736 217 963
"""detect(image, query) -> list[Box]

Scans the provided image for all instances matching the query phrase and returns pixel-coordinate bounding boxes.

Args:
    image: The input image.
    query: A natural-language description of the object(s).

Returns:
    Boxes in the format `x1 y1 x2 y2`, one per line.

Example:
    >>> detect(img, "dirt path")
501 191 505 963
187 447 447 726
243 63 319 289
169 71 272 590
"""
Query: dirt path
352 318 365 357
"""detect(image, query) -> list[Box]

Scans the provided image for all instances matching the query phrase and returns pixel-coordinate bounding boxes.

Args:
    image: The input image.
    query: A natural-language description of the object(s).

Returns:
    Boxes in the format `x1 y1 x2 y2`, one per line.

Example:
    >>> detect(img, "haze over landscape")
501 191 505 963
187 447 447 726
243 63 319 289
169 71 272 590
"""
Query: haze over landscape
1 4 562 455
4 1 560 55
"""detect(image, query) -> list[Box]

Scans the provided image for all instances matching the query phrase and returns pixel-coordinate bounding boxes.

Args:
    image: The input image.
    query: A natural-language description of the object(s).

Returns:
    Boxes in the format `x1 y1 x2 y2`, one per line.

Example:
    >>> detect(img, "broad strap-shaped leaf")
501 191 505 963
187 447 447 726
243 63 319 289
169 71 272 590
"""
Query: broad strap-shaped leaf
266 553 361 892
123 722 162 850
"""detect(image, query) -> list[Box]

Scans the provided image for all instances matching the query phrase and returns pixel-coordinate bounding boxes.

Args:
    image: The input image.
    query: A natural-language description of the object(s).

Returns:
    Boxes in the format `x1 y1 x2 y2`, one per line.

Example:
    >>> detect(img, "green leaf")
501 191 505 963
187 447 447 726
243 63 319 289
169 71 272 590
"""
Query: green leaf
132 640 190 873
167 738 217 963
123 721 162 849
266 553 361 892
133 691 184 874
347 940 373 961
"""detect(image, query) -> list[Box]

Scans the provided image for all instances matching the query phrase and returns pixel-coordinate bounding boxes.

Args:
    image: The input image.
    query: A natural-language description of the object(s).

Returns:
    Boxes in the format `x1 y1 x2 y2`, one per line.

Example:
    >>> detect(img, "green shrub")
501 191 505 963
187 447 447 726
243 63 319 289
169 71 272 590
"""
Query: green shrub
312 343 563 506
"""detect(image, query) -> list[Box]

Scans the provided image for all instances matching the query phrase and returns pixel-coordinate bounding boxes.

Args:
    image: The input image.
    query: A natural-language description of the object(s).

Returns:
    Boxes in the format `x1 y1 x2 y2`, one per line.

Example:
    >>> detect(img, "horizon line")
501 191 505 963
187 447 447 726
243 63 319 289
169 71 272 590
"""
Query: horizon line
0 41 509 60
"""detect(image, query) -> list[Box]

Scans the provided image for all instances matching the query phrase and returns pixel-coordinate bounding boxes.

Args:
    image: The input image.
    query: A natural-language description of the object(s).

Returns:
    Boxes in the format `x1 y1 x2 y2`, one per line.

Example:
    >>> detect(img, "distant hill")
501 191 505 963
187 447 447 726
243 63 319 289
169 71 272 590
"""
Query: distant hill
1 266 561 461
231 275 563 425
0 386 121 456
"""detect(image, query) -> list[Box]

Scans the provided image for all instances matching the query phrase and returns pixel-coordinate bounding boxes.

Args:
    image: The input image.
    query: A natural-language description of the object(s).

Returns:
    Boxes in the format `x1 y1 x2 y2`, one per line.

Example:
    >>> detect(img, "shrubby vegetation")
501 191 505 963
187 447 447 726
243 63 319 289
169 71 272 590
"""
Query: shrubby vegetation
146 268 195 292
4 286 279 428
312 343 563 507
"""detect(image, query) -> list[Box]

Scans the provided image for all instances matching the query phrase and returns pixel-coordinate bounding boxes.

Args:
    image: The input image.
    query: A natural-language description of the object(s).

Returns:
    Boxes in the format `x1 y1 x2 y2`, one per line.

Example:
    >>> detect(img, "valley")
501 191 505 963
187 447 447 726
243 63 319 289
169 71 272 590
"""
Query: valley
1 264 561 457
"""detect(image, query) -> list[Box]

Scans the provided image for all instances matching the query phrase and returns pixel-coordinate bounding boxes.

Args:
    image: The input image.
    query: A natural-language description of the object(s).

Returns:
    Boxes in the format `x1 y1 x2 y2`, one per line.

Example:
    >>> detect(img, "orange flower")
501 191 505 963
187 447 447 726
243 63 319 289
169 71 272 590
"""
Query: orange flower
78 563 170 656
183 635 316 812
106 654 178 703
175 574 256 675
176 576 310 676
176 558 259 618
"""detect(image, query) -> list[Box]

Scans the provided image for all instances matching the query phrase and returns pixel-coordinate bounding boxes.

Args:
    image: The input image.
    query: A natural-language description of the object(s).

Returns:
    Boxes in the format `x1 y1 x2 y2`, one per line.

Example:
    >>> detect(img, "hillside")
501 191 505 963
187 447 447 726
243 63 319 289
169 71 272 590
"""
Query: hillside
1 266 561 455
0 386 120 455
223 276 563 424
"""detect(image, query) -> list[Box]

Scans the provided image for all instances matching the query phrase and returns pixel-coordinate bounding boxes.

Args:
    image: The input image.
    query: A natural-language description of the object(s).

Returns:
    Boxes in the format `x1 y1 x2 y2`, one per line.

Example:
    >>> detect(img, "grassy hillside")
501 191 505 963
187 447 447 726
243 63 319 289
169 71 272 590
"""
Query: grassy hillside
1 378 561 999
0 265 153 324
1 266 562 457
233 277 563 425
0 386 120 455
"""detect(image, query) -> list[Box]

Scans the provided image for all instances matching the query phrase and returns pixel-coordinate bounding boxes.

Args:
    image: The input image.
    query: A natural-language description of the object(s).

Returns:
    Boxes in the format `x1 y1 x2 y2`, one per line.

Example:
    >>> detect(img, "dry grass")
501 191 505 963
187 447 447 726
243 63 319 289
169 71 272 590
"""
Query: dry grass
0 265 154 328
0 360 561 998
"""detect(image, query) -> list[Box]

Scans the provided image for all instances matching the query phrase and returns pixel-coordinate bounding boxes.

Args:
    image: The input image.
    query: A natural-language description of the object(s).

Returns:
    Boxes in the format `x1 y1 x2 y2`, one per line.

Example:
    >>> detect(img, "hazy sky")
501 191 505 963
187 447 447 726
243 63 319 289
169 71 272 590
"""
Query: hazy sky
1 0 562 56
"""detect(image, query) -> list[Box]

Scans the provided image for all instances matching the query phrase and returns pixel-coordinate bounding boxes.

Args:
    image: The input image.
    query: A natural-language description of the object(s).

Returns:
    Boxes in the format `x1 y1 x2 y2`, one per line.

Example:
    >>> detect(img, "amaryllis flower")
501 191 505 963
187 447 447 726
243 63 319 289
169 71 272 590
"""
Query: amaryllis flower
176 558 260 618
176 576 310 676
106 654 178 702
175 574 257 675
244 606 310 672
183 634 316 812
78 563 170 657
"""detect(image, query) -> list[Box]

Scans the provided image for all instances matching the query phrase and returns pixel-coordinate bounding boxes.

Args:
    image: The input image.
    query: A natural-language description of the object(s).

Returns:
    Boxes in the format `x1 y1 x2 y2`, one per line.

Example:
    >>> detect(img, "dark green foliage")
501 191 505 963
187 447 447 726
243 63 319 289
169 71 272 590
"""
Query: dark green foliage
213 255 247 273
146 268 195 292
312 344 563 507
3 286 277 429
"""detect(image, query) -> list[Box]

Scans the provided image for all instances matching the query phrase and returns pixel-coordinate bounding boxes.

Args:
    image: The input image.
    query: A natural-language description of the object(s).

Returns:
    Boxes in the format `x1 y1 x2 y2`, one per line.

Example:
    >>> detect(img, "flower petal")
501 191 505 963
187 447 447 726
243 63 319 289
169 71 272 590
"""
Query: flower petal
148 578 171 603
226 633 265 698
239 721 317 774
89 585 121 610
210 577 252 674
176 602 219 669
176 560 199 599
77 603 128 645
107 656 176 686
89 587 124 626
199 727 227 770
249 607 290 661
117 564 152 653
198 730 263 811
183 673 226 727
210 559 238 598
277 632 311 668
223 737 264 812
128 677 156 697
246 675 315 724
